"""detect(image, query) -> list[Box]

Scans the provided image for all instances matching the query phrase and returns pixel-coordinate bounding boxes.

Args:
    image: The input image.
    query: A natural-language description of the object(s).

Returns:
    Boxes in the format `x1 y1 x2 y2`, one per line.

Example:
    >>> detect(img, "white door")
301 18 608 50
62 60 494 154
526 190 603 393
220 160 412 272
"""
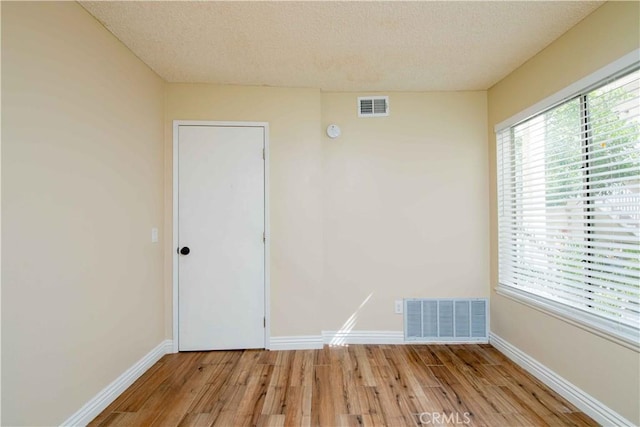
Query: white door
178 125 265 351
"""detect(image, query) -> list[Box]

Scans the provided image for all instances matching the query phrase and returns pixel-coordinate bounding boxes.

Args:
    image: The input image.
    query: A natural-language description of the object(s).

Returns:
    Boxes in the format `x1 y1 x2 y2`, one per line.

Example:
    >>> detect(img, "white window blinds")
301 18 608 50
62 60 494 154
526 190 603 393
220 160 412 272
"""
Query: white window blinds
496 67 640 341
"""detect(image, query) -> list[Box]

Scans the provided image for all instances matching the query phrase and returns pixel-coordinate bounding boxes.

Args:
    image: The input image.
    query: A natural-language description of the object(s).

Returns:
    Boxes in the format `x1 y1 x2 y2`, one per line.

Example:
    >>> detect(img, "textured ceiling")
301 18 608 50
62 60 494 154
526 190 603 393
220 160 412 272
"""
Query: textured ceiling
80 1 604 91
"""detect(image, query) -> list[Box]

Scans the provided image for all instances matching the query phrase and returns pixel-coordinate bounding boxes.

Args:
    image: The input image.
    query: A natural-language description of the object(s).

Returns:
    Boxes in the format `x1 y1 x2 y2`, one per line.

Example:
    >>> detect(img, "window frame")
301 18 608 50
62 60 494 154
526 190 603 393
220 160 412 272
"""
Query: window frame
494 50 640 351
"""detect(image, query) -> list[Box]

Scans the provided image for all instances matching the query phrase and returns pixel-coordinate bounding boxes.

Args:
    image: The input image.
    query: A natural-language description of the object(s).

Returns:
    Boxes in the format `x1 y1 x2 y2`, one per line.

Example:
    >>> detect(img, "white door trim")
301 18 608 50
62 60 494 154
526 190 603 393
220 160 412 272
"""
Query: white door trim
172 120 270 353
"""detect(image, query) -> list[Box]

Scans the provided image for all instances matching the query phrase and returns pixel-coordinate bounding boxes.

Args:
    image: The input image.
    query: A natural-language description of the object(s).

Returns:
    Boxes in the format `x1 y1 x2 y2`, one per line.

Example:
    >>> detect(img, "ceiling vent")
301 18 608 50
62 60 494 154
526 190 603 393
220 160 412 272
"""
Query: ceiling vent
358 96 389 117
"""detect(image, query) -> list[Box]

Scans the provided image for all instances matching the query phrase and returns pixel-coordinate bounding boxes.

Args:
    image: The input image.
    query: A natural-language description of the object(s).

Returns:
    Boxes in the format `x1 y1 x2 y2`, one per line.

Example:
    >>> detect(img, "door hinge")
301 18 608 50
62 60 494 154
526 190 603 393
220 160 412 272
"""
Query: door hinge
263 232 266 243
263 317 266 328
262 148 265 160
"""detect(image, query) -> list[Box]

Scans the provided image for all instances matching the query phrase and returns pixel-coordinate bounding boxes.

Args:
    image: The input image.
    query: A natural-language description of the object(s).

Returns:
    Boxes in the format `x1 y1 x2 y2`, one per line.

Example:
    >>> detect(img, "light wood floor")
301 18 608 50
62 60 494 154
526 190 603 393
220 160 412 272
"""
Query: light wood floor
89 344 597 427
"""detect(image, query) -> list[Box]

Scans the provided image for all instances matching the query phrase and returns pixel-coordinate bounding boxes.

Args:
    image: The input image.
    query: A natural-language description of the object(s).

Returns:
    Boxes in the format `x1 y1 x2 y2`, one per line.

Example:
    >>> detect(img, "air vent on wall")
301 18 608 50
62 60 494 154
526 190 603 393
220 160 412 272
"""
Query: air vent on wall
404 298 488 343
358 96 389 117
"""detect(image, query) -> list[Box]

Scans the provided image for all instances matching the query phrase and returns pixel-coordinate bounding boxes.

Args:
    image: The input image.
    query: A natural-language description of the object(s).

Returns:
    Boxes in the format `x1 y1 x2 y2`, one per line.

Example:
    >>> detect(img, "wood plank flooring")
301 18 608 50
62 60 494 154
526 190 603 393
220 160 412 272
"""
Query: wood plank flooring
89 344 597 427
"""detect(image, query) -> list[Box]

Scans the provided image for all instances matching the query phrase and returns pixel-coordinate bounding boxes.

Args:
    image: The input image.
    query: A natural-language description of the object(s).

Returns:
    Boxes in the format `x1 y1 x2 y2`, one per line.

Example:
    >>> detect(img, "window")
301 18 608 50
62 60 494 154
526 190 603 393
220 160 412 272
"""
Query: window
496 65 640 347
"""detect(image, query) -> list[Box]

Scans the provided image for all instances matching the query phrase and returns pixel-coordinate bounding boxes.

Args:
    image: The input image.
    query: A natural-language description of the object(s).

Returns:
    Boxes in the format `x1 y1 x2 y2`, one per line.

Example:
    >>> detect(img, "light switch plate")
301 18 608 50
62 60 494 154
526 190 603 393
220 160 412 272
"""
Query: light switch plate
151 227 159 243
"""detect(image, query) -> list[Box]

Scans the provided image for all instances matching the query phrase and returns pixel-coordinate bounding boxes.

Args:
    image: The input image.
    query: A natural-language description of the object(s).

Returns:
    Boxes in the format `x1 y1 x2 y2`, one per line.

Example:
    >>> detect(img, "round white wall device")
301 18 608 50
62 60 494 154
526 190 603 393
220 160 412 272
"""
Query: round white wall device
326 124 341 139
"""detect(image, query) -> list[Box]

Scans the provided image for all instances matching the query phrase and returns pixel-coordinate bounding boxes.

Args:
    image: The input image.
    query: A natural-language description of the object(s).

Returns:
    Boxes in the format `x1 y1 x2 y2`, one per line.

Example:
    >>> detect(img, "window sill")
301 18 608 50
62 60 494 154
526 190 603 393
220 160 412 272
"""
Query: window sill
494 285 639 352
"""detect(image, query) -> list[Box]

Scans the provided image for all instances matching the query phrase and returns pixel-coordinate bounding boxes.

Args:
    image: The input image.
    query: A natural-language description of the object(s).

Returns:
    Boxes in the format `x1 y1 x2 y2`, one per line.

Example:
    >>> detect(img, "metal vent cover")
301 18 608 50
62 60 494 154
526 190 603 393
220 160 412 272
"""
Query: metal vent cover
404 298 488 342
358 96 389 117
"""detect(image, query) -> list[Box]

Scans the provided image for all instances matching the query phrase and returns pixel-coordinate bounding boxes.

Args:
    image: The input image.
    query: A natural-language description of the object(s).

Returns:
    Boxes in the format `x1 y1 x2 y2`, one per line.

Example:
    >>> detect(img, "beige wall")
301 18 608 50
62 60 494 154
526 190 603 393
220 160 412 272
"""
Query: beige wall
321 92 489 331
0 2 4 423
165 88 489 337
488 1 640 423
164 84 324 337
1 3 165 425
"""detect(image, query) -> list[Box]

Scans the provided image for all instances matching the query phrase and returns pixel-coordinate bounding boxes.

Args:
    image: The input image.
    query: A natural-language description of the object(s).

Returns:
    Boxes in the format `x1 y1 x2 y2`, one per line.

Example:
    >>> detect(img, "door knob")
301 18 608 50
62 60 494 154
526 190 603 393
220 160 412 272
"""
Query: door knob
179 246 190 255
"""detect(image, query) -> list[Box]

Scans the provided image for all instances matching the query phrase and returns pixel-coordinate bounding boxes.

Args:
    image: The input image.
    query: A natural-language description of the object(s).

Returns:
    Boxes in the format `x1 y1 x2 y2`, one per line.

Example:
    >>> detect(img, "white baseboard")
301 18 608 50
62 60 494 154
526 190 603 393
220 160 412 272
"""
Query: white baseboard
60 339 173 426
270 331 486 349
269 335 323 350
322 330 404 345
489 333 634 427
269 331 405 350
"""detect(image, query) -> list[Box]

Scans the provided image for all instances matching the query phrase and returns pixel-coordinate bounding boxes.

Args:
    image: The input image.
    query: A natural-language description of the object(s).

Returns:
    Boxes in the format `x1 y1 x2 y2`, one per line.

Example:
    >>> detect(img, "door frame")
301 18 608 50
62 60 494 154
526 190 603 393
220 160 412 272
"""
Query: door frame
172 120 270 353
